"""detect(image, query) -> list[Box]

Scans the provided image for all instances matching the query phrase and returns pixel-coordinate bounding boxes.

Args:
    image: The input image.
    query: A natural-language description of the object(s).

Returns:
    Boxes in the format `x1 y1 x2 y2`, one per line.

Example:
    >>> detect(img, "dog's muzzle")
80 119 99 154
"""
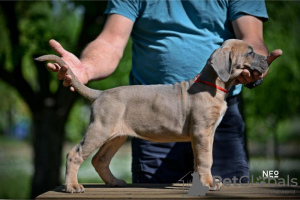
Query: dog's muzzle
251 54 269 74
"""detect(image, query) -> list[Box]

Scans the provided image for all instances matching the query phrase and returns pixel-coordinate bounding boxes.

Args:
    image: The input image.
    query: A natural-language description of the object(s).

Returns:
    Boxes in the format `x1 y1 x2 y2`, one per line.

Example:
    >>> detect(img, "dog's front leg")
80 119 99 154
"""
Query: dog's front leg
191 130 222 191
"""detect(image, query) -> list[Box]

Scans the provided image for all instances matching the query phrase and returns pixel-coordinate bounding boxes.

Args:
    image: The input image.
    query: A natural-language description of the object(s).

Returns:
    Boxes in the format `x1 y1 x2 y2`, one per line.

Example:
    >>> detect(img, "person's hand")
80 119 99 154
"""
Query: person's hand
235 49 283 85
47 39 89 91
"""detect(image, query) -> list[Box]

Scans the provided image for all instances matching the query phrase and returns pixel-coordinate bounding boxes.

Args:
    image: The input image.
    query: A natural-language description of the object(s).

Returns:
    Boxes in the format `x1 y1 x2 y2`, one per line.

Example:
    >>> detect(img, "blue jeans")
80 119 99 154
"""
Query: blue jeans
131 96 249 183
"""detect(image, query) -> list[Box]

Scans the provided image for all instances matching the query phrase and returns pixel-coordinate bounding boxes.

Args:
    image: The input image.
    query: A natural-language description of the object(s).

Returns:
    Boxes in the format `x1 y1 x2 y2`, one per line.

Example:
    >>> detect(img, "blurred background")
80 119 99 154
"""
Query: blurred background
0 1 299 199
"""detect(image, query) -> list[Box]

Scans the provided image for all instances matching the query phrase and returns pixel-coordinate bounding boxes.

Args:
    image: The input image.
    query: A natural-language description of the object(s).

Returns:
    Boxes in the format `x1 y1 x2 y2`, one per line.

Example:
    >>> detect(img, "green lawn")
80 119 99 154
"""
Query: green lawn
0 139 33 199
0 139 132 199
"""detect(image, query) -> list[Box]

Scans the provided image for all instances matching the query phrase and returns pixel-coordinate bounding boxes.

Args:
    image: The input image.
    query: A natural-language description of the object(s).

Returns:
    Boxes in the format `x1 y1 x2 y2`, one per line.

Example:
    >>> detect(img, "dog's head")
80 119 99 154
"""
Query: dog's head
208 39 269 82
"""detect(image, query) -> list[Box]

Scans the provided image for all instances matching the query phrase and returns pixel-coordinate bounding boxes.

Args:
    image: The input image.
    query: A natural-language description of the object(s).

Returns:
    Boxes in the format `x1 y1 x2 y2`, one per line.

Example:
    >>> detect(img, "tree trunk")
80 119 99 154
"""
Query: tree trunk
31 108 64 198
0 2 105 198
30 87 78 198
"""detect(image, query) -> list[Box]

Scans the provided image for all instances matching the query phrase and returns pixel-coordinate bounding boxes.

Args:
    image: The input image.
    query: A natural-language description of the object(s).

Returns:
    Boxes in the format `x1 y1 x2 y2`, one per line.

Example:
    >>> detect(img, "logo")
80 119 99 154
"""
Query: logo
256 176 267 186
213 174 298 187
187 172 209 196
179 170 298 197
179 171 209 197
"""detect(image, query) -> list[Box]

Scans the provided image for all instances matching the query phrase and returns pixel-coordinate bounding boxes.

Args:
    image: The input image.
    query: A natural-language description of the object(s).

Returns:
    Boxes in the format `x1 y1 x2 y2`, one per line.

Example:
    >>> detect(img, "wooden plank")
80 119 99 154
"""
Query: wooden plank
36 183 300 199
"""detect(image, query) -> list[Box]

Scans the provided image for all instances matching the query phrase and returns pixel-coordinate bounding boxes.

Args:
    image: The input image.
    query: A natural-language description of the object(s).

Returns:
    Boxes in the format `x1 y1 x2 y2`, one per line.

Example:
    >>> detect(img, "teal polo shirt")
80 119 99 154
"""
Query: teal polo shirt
105 0 268 96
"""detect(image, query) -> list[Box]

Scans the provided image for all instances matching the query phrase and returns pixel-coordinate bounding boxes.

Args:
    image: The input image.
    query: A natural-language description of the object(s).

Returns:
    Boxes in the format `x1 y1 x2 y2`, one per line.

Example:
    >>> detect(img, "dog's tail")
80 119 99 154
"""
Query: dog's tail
35 55 101 102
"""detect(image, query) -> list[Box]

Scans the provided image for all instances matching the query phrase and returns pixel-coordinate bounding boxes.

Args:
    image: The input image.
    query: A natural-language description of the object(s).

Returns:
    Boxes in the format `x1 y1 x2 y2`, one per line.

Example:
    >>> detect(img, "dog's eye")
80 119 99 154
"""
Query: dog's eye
248 47 254 55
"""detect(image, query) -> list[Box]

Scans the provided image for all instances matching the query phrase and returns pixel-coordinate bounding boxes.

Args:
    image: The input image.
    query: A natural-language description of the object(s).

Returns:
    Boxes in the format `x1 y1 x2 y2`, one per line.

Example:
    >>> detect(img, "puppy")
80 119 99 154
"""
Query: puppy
36 39 268 193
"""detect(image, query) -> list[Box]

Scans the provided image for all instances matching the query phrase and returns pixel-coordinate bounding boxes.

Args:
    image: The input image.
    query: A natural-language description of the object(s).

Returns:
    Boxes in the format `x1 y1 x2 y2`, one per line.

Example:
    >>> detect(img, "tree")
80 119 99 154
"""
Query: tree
0 1 117 198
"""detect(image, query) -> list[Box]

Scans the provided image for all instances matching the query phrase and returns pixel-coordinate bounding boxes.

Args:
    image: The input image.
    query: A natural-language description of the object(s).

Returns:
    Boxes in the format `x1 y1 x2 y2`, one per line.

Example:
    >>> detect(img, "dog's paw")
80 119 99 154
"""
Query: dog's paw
106 179 127 187
209 179 222 191
65 183 85 193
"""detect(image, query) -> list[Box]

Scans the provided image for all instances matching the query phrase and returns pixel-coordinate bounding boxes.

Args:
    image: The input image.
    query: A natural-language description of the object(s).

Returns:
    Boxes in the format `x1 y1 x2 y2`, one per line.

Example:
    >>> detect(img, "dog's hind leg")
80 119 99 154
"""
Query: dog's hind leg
65 143 85 193
92 136 128 186
65 123 109 193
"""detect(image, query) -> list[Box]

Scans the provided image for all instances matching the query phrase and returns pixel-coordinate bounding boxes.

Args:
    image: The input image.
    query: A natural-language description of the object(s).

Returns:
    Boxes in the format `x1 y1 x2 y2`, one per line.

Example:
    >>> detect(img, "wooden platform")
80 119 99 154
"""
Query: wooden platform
36 183 300 199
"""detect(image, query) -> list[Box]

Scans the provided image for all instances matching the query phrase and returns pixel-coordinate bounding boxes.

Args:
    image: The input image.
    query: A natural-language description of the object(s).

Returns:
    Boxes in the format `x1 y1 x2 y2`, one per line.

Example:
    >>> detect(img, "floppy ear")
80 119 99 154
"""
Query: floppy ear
208 47 232 82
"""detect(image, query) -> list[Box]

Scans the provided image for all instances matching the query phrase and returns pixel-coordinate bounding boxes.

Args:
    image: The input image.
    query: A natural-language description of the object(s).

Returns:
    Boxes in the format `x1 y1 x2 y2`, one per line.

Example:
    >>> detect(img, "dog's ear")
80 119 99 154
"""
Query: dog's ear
208 47 232 82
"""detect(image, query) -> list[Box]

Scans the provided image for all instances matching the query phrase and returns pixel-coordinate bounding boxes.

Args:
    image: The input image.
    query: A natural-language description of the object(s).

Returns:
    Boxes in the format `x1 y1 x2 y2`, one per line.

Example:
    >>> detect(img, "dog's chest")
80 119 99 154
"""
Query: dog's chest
212 103 227 134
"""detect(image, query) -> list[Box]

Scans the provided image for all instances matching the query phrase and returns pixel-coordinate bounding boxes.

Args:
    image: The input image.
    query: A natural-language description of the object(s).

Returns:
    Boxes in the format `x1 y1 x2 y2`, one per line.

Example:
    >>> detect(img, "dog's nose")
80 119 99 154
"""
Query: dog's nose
259 60 269 73
262 57 269 68
256 55 268 69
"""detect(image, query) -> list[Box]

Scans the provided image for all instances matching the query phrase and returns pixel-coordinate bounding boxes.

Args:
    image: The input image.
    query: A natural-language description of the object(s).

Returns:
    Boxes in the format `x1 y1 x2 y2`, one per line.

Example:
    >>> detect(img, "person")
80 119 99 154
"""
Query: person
48 0 282 184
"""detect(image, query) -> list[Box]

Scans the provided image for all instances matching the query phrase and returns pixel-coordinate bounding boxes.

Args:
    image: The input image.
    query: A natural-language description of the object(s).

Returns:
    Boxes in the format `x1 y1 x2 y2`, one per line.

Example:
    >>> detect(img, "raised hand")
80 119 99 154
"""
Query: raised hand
47 39 89 91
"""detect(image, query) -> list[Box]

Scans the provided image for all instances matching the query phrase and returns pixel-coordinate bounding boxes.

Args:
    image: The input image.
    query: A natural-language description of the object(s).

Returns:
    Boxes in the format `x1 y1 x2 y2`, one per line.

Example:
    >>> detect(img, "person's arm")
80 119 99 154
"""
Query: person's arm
232 15 282 85
47 14 134 91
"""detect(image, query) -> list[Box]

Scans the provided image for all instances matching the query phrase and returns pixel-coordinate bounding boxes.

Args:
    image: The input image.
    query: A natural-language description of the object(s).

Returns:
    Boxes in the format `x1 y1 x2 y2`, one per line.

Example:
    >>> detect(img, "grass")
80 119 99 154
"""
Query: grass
0 138 299 199
0 139 33 199
0 138 132 199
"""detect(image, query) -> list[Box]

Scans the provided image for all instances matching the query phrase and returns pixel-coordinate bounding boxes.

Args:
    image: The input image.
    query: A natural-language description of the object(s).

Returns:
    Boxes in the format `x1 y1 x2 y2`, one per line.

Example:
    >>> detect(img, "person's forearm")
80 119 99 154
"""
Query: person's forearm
232 15 269 56
80 37 123 82
79 14 133 83
232 15 270 84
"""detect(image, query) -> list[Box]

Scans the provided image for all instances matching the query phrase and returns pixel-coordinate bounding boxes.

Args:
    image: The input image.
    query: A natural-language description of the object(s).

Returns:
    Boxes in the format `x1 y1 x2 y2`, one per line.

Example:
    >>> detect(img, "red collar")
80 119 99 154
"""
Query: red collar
194 76 229 94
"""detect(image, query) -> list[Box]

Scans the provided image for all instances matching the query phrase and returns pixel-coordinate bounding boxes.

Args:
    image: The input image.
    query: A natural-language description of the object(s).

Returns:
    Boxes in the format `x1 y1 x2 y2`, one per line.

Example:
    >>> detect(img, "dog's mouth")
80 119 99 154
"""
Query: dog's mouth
242 63 265 76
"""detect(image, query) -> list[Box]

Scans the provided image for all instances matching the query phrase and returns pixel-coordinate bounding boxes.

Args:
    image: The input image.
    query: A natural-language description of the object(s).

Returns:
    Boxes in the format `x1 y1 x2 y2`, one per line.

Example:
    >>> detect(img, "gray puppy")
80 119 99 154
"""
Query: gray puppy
36 39 268 193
